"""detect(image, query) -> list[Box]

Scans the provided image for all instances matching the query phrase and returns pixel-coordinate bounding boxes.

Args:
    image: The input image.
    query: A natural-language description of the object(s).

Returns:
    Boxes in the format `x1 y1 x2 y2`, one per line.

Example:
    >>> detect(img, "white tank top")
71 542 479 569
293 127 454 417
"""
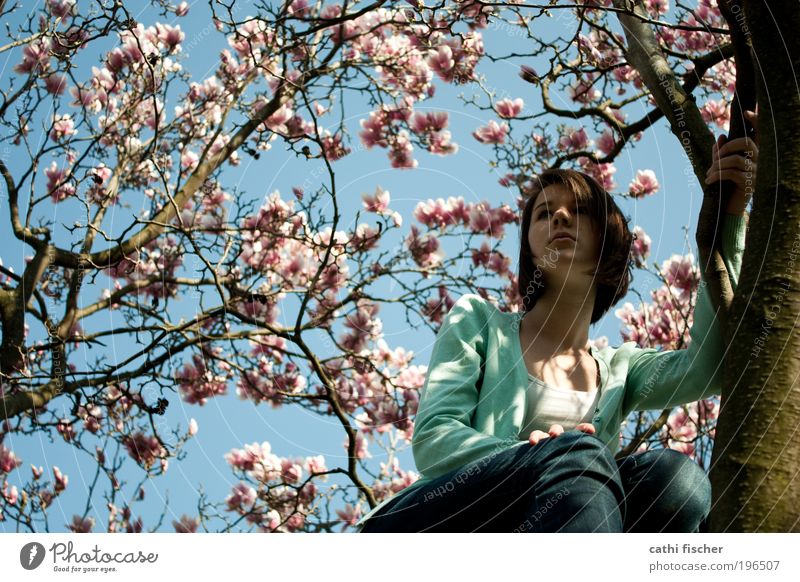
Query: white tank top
518 374 600 440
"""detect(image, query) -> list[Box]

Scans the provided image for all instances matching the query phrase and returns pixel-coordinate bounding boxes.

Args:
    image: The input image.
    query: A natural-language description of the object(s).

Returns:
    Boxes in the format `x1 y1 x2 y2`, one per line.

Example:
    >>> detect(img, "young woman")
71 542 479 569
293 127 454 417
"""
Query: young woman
357 119 756 533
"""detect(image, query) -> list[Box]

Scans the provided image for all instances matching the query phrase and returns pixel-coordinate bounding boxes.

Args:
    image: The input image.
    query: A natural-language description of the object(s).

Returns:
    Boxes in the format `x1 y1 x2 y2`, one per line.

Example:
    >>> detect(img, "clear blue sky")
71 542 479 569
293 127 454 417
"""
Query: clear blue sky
0 2 716 532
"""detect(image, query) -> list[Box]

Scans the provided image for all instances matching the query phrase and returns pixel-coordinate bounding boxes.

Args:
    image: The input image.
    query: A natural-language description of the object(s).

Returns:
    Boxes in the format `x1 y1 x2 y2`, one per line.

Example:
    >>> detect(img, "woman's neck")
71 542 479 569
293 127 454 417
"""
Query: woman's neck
521 281 596 354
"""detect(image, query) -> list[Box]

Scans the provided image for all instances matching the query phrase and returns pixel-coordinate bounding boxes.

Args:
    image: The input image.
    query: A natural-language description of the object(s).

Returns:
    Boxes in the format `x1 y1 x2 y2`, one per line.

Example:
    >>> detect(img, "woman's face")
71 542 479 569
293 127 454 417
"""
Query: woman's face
527 183 602 278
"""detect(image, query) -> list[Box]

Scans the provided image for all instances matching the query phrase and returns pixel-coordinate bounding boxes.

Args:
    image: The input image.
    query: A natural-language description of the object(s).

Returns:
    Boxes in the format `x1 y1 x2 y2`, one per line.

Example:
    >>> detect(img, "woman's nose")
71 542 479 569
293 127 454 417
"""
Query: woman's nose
552 208 572 225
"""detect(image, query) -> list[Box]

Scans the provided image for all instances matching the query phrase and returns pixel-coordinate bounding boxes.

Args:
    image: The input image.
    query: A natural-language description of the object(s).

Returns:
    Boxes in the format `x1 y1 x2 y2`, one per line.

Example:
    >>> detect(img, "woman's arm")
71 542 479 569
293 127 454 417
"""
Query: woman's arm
622 213 747 413
622 112 757 413
412 294 522 479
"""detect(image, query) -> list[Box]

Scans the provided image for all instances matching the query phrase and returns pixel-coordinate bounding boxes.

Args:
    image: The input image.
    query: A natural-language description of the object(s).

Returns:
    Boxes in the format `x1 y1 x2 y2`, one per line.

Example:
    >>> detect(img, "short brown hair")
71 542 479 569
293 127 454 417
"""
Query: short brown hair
518 168 634 325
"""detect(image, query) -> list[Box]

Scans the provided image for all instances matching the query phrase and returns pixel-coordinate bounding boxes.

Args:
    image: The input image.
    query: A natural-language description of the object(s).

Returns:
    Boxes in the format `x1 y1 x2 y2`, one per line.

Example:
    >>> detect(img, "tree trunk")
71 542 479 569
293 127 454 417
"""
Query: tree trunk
708 1 800 532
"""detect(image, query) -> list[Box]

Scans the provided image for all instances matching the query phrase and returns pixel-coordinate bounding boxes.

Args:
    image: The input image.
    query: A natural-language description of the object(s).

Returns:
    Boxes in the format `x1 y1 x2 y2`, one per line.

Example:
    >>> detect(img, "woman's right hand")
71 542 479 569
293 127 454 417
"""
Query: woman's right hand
528 422 596 446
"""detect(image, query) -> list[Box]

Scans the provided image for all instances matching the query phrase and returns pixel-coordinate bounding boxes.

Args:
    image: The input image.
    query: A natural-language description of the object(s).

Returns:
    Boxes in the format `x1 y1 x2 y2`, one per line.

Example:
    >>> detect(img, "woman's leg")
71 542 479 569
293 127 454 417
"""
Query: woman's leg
518 430 626 533
360 429 625 533
615 448 712 533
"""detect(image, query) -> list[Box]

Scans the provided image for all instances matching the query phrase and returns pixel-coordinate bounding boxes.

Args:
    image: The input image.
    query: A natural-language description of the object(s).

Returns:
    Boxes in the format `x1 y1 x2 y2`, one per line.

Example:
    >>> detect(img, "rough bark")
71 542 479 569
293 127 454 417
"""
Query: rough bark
708 1 800 532
612 0 800 530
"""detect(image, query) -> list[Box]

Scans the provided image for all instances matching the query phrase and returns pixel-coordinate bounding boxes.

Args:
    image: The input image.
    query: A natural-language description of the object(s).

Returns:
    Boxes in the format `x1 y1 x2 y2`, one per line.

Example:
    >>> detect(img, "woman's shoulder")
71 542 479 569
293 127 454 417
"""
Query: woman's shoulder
447 293 511 325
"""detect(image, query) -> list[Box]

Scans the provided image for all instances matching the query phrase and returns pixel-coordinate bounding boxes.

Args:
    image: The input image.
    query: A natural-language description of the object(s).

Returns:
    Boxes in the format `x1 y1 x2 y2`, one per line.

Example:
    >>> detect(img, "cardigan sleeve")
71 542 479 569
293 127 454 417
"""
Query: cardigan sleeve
622 213 747 413
412 294 520 479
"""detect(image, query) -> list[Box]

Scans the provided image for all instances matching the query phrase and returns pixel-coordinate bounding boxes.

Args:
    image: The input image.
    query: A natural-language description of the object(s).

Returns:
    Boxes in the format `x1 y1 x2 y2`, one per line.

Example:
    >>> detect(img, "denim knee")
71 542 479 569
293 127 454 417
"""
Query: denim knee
651 450 711 526
522 431 624 532
526 430 622 489
542 430 617 468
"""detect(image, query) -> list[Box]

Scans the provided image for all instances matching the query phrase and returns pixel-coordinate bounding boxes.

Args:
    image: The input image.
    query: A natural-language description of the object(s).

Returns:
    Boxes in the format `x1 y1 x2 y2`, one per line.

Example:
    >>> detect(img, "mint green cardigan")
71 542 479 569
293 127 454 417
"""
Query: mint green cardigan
356 214 747 531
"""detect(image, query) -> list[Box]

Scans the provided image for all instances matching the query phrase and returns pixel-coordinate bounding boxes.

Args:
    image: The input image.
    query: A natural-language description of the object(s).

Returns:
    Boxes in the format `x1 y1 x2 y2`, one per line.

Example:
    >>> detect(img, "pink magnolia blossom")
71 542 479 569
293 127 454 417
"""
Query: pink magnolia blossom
414 196 468 230
370 457 419 503
49 113 76 142
156 23 185 53
495 97 524 119
362 185 391 214
660 253 699 300
68 515 95 533
14 40 50 74
410 111 449 133
467 201 516 238
237 361 309 408
569 76 601 103
612 65 642 91
428 45 456 81
616 253 700 349
577 33 603 63
335 503 363 531
0 444 22 474
226 482 258 512
87 163 115 205
264 102 294 133
704 60 737 95
321 131 351 161
423 287 456 325
44 73 68 95
472 120 508 144
177 349 231 405
3 485 19 505
700 98 730 130
47 0 76 19
344 430 371 459
662 398 718 460
631 226 652 268
123 432 167 470
389 129 418 168
645 0 670 16
498 173 516 187
53 466 68 492
103 235 183 299
304 454 328 477
359 109 390 149
628 169 660 198
409 111 458 155
578 158 616 191
405 226 444 270
226 442 278 475
181 149 199 171
173 515 200 532
340 302 382 354
596 130 616 156
45 161 76 202
558 127 591 152
519 64 538 84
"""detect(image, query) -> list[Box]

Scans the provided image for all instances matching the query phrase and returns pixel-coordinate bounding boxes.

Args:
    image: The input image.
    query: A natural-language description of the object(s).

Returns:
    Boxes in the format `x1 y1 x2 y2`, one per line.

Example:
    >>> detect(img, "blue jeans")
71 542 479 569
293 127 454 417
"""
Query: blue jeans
360 430 711 533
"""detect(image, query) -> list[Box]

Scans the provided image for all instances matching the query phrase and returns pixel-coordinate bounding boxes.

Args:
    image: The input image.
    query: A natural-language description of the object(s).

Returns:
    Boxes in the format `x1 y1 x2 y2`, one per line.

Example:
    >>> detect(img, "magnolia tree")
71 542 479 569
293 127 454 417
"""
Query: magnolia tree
0 0 785 533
